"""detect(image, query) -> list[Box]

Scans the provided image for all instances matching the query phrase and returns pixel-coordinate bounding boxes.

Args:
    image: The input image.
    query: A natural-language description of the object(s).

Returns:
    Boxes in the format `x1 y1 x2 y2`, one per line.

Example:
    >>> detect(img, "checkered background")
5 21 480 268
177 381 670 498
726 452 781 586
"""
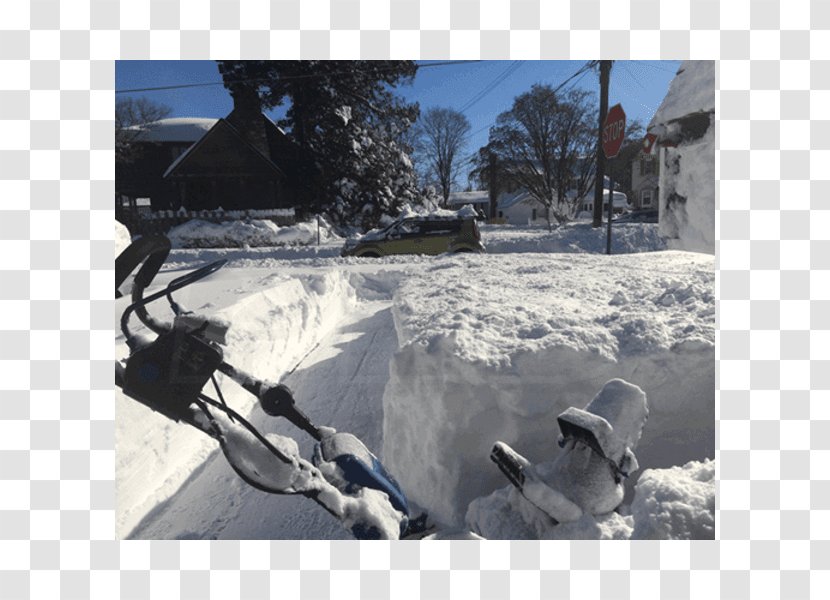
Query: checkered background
0 0 824 598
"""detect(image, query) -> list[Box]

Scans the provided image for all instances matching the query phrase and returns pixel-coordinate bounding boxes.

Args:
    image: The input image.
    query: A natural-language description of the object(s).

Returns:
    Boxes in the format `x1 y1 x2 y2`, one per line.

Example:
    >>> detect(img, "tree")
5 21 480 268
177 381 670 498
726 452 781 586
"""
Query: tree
413 107 471 206
216 61 421 229
115 97 172 163
468 139 511 220
486 84 597 230
606 120 645 201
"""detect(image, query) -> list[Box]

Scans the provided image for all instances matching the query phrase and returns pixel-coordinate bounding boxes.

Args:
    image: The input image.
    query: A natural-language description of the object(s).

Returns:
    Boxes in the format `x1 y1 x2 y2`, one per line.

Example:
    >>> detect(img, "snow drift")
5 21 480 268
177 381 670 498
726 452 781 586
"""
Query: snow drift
381 251 714 527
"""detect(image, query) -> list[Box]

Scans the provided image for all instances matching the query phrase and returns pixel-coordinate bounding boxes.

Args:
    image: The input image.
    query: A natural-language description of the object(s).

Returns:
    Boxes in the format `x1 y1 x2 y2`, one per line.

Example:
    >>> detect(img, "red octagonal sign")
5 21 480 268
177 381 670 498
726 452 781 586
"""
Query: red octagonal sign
602 103 626 159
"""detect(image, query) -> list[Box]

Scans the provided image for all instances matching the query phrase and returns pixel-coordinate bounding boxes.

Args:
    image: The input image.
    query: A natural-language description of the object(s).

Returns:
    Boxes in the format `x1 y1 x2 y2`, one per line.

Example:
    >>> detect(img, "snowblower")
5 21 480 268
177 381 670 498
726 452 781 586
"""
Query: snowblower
115 235 419 539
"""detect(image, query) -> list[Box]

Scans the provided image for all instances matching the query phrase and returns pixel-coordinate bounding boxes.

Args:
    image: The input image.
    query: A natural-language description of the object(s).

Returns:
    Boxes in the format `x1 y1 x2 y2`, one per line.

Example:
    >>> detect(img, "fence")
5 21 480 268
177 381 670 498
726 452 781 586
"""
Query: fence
116 207 297 236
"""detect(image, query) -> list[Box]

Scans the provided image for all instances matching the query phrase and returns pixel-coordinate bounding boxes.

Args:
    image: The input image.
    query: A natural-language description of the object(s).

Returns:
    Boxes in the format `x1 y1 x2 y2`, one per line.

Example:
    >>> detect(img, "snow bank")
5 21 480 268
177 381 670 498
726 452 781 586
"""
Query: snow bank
116 268 359 537
659 121 716 254
630 459 715 540
381 251 714 527
649 61 715 254
481 222 666 254
167 218 342 249
115 220 131 256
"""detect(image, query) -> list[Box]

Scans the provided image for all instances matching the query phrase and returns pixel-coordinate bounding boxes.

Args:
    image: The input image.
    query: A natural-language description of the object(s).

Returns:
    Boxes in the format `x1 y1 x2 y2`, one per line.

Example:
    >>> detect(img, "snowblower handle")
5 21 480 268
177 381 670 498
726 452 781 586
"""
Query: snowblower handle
115 235 170 299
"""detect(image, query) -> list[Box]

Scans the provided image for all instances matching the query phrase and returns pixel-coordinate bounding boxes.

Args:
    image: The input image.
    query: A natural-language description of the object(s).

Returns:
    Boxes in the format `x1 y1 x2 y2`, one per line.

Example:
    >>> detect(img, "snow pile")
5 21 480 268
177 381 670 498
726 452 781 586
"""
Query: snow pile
381 251 714 527
649 61 715 254
115 220 131 256
658 121 715 254
481 222 666 254
167 218 342 249
630 459 715 540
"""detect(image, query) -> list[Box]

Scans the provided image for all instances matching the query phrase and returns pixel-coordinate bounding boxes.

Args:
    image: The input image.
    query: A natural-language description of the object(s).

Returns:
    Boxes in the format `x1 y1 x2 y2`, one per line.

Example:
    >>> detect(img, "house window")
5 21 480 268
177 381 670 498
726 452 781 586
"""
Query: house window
640 157 655 176
531 208 537 221
641 189 653 207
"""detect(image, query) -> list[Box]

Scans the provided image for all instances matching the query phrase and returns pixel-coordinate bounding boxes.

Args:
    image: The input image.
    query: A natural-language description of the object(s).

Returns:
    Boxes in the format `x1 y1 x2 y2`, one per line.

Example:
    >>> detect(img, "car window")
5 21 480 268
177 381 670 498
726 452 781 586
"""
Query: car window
397 221 422 235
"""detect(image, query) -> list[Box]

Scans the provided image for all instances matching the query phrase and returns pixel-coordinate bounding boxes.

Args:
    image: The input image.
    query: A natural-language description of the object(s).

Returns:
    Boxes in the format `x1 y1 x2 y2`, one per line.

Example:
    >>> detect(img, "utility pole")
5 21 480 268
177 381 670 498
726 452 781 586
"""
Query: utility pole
593 60 611 228
488 150 498 220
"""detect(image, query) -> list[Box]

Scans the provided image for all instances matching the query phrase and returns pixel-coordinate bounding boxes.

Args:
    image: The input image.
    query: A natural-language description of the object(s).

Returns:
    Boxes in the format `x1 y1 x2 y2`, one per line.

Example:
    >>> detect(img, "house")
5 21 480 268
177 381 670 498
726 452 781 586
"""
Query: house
630 150 659 211
116 117 217 211
645 61 715 254
496 189 548 225
116 86 312 215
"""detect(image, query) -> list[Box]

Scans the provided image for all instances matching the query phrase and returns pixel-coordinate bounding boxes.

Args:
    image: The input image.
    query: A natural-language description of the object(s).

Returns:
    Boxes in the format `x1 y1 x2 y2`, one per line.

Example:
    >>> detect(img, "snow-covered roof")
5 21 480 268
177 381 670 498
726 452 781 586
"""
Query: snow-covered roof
497 189 534 210
126 118 218 143
448 191 489 205
648 61 715 129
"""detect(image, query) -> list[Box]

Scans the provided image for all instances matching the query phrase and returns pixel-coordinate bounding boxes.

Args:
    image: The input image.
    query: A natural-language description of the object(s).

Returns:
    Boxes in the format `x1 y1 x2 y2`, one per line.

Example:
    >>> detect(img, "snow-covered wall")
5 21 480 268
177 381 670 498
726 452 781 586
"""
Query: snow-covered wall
381 252 714 527
649 61 715 254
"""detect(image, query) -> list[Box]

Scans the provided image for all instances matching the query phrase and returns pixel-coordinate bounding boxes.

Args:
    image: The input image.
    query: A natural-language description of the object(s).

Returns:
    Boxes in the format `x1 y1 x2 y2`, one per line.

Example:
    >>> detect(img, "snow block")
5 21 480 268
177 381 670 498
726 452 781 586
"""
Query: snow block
630 459 715 540
381 252 714 528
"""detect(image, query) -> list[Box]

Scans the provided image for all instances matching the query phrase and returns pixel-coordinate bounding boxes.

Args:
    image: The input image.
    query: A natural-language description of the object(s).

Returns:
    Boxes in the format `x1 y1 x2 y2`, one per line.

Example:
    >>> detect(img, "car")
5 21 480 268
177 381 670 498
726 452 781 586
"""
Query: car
341 214 486 258
614 209 659 224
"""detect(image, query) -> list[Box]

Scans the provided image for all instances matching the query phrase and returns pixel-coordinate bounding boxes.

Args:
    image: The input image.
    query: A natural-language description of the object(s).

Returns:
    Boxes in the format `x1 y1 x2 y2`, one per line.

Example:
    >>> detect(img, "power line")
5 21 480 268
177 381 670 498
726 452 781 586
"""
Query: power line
458 61 524 114
460 60 595 146
115 60 481 94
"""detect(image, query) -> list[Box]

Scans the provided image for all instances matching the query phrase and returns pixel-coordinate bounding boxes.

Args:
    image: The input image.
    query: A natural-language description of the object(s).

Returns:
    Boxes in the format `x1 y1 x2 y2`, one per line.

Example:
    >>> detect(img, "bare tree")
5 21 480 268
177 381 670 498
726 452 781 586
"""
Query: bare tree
115 97 172 162
488 85 597 230
415 107 471 206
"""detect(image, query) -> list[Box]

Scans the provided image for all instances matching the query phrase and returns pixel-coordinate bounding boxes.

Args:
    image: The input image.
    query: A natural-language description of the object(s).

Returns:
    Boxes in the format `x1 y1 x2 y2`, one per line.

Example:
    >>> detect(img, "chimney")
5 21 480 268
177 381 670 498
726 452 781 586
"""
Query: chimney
226 85 270 158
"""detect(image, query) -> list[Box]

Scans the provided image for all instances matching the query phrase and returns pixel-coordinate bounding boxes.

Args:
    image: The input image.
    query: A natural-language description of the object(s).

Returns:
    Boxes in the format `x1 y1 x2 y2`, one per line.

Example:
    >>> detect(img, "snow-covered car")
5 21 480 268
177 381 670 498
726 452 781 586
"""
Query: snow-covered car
614 209 659 224
341 215 485 258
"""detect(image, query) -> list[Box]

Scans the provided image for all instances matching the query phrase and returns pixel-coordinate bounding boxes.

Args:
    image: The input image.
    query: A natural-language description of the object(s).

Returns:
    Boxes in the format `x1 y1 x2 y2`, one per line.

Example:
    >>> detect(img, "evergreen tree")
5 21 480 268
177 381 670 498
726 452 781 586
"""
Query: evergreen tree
216 61 421 229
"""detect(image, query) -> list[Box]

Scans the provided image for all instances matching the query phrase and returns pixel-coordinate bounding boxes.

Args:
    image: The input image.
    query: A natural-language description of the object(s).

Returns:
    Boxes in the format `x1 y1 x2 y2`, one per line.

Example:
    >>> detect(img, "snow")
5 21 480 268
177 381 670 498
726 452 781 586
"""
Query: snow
481 222 666 254
115 220 131 256
381 252 713 527
630 458 715 540
648 62 715 129
116 227 713 539
648 60 716 254
658 120 716 254
126 117 217 143
167 218 342 249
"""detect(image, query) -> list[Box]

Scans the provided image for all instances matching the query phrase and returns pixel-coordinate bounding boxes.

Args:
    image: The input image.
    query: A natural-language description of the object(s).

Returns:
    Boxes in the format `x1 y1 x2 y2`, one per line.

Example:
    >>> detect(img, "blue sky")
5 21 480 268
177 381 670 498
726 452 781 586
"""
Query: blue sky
116 60 680 168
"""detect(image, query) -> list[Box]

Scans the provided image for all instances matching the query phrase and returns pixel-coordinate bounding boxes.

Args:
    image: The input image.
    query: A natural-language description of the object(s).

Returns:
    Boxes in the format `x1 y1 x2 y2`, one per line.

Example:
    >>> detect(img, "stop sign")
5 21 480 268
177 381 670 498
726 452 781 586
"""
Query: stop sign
602 104 626 159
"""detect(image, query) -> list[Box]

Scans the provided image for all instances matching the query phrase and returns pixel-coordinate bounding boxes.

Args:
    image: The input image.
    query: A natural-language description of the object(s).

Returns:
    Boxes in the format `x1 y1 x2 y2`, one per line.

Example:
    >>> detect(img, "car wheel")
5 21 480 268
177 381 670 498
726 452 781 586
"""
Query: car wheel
359 251 380 258
454 248 473 253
